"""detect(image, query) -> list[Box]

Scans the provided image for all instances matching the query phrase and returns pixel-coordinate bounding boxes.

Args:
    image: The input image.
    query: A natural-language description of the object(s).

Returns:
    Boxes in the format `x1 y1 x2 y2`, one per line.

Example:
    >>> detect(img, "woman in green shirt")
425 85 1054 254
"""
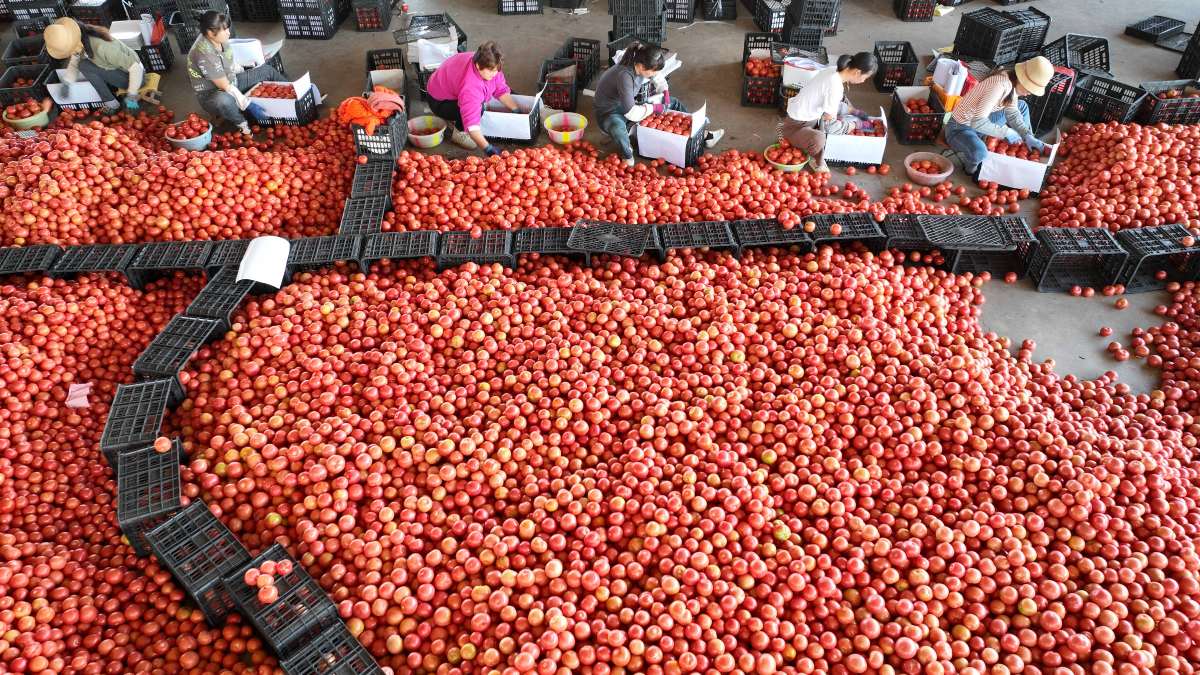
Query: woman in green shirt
43 18 144 113
187 11 283 134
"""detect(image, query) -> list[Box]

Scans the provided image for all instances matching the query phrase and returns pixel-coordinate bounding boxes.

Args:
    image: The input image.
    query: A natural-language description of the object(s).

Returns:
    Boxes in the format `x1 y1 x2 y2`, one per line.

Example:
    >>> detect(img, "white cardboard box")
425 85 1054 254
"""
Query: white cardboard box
480 90 543 141
782 59 829 88
46 69 101 106
978 129 1062 192
823 106 888 165
109 19 149 50
244 72 312 120
367 68 406 93
635 102 706 167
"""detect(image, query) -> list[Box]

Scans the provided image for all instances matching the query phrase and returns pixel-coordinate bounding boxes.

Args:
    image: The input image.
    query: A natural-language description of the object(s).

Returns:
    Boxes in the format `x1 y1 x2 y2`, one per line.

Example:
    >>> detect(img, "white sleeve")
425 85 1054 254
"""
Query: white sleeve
64 53 82 83
126 61 144 97
623 103 654 123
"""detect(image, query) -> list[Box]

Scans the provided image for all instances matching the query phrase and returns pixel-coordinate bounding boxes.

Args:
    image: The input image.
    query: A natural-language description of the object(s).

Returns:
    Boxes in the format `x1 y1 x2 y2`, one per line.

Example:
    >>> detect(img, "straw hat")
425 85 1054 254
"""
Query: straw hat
43 18 83 61
1014 55 1054 98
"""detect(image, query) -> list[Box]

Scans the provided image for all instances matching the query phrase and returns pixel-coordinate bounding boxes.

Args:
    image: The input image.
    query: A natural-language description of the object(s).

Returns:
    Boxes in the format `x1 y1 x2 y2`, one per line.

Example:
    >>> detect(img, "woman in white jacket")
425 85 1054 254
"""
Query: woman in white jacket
780 52 877 173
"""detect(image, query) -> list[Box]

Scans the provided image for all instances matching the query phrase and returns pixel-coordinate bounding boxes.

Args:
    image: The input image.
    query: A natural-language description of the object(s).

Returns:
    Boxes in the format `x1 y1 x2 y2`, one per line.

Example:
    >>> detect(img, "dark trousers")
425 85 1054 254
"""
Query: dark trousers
427 96 483 132
77 60 125 103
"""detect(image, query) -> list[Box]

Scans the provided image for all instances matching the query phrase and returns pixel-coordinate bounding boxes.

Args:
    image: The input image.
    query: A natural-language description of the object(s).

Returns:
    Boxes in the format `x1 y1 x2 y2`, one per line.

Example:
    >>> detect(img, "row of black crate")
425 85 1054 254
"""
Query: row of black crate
501 0 735 21
6 218 1198 296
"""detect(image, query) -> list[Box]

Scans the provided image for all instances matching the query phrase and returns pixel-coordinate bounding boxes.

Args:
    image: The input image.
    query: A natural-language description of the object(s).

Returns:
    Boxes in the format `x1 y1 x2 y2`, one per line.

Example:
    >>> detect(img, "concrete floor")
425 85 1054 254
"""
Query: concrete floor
153 0 1198 391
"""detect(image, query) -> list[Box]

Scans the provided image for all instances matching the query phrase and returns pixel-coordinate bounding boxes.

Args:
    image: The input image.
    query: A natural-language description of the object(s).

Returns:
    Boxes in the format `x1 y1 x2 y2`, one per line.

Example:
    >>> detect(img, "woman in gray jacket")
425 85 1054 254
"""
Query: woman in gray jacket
592 42 723 167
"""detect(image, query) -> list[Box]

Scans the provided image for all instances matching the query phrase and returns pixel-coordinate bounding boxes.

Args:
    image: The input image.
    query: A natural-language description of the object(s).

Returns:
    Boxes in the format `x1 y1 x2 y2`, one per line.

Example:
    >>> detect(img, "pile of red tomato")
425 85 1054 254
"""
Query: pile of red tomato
908 158 944 176
986 138 1049 162
164 114 210 141
765 140 807 166
903 97 935 115
744 57 782 78
248 83 297 99
3 99 44 121
640 111 693 136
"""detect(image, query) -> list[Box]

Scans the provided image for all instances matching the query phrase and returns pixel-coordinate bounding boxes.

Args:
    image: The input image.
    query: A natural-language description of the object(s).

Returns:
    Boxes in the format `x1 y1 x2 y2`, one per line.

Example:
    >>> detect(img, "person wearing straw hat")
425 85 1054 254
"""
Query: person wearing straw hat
43 18 145 113
943 55 1055 180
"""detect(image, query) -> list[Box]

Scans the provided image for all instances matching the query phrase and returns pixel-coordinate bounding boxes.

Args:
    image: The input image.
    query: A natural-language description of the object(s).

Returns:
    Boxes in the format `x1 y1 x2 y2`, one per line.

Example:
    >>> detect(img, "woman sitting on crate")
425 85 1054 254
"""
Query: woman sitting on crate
426 42 521 157
779 52 878 174
943 55 1054 180
186 10 286 135
43 17 145 114
593 41 724 168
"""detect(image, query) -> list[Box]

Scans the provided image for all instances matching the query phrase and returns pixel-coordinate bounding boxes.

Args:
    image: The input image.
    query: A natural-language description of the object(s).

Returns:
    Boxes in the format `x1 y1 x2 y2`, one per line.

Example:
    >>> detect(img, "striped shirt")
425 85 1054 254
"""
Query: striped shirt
951 73 1019 125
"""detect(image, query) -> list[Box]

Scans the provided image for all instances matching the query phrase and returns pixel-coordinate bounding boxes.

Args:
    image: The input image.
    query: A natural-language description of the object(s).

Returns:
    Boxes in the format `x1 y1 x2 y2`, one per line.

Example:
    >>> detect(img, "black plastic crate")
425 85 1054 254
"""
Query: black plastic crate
1066 75 1147 124
916 215 1013 249
785 0 838 30
612 13 667 43
555 37 601 88
742 74 780 107
249 83 318 125
139 42 174 73
204 239 251 274
1181 34 1200 80
513 227 589 265
893 0 933 22
1137 80 1200 125
2 35 46 66
683 124 707 167
0 244 60 276
1027 66 1074 136
127 241 212 289
49 243 140 281
1027 227 1128 293
352 112 407 161
953 8 1024 64
170 16 199 55
701 0 735 20
99 378 175 464
806 213 887 249
665 0 693 22
1127 15 1185 42
145 501 251 626
729 218 812 256
498 0 541 14
569 220 655 258
116 444 182 556
769 42 828 65
883 214 931 251
282 6 344 40
133 314 222 380
339 194 389 236
608 0 662 13
288 235 362 272
0 64 48 106
353 0 391 30
350 160 394 198
1041 34 1110 76
539 57 579 112
68 0 117 25
655 221 737 259
9 0 64 20
393 13 467 51
1157 31 1193 54
743 32 775 65
754 0 786 33
1115 224 1200 293
606 32 660 62
947 216 1037 278
890 87 943 144
365 47 406 73
186 267 254 330
12 17 53 37
873 41 918 93
1008 7 1049 55
277 0 336 12
360 231 439 272
779 20 825 52
224 543 340 656
280 623 384 675
243 0 280 21
437 231 515 270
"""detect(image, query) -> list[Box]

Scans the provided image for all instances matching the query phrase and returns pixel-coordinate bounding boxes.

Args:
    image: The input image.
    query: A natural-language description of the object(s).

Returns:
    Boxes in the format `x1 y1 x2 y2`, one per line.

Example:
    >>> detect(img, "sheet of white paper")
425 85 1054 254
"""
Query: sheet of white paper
823 106 888 165
978 129 1061 192
416 36 457 70
230 38 266 67
48 70 101 105
237 236 290 289
66 382 92 408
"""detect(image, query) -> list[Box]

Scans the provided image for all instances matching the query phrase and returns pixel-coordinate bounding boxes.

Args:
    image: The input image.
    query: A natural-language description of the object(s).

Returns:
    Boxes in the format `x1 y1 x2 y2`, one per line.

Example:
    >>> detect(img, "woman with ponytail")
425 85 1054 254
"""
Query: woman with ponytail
780 51 878 173
593 41 723 167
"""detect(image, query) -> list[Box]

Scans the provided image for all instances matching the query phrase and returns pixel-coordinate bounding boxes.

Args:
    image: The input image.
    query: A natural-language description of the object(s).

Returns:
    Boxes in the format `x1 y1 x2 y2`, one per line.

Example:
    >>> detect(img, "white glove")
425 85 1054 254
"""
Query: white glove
651 74 668 94
227 86 251 111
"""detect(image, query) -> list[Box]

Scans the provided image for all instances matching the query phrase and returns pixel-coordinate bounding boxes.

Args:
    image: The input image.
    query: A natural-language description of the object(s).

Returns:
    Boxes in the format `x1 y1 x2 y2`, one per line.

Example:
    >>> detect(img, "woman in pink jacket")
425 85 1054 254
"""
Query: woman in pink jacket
426 42 523 156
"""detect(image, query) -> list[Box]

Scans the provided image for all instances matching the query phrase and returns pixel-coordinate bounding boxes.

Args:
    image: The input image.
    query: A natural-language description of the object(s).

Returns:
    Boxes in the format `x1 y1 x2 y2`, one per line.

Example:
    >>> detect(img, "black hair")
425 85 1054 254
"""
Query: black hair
836 52 878 76
473 42 503 71
196 10 231 36
618 41 666 72
77 20 113 42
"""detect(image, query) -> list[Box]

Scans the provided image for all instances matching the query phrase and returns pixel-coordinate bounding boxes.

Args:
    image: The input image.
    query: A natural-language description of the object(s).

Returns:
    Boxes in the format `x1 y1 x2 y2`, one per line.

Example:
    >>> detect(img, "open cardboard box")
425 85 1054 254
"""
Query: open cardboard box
635 102 706 167
978 129 1061 193
480 89 543 141
46 69 101 106
367 68 406 93
109 19 151 50
244 72 314 121
824 106 888 165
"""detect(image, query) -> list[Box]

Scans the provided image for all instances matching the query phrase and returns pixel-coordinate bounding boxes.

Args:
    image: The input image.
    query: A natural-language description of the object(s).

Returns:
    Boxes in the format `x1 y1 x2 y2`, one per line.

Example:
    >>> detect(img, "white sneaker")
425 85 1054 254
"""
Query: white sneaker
705 129 725 148
450 129 476 149
237 122 252 135
623 157 635 168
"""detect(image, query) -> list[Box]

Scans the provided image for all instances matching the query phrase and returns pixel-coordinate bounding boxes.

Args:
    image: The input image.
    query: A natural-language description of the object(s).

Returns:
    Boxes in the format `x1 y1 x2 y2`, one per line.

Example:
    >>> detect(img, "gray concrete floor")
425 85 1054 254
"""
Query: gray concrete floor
154 0 1198 391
